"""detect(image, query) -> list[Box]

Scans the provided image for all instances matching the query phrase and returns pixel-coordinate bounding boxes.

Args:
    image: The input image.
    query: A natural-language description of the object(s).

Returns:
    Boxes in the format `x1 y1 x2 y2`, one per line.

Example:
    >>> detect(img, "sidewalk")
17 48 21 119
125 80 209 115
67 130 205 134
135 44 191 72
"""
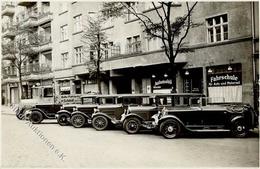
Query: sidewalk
1 105 17 115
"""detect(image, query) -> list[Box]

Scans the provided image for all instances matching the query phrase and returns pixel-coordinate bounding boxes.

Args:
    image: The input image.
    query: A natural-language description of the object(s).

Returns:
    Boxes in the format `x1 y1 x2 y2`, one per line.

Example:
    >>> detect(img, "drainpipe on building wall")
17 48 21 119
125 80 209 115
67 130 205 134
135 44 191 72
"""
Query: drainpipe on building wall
251 2 256 82
251 2 257 109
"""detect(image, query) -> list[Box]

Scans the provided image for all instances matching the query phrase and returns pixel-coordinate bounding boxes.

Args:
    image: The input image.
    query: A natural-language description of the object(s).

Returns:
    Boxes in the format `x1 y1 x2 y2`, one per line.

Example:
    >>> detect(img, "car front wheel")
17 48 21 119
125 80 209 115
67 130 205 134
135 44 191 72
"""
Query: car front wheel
123 117 141 134
231 120 248 138
92 116 108 131
71 114 86 128
160 119 181 139
57 113 70 126
29 111 43 124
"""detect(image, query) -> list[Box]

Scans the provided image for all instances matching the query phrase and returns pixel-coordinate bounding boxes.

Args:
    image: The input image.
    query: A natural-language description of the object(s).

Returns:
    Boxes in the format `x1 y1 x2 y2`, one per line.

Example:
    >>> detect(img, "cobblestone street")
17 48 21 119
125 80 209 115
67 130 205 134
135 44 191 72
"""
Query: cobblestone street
1 106 259 168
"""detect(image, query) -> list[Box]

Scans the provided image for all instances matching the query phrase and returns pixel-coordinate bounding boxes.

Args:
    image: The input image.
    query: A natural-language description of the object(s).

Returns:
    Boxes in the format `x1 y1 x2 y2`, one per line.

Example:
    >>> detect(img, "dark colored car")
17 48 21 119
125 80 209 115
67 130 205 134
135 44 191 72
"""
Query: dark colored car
15 86 55 120
122 93 258 139
91 93 155 131
55 95 98 126
121 93 203 134
62 94 118 128
26 103 62 124
158 101 258 138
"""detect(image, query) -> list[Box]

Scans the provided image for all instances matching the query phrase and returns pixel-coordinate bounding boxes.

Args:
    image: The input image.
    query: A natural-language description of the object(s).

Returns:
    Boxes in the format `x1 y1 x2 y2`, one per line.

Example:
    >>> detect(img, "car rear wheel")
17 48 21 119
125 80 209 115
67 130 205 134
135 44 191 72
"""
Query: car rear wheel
29 111 43 124
123 117 141 134
92 116 108 131
57 113 70 126
71 114 86 128
160 119 181 139
231 120 248 138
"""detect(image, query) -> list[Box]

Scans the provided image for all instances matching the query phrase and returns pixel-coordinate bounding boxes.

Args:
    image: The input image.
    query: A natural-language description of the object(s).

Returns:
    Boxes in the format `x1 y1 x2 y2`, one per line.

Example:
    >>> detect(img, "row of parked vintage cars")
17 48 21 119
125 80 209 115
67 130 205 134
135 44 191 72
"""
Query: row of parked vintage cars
15 93 258 138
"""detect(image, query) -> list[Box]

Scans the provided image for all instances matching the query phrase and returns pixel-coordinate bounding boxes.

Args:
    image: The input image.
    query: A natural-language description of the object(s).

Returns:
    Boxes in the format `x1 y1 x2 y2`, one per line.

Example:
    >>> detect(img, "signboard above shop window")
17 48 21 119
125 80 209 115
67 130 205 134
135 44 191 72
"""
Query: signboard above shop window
207 63 242 87
207 72 242 87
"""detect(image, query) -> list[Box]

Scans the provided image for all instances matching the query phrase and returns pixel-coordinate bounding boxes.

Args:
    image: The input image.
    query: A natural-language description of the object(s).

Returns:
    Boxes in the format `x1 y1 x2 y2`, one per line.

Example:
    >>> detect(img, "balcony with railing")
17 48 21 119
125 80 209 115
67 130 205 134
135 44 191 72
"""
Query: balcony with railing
21 63 52 75
2 66 17 79
2 25 15 38
103 45 121 60
19 12 38 27
37 35 52 52
2 2 15 16
126 41 142 54
37 11 53 25
18 1 36 7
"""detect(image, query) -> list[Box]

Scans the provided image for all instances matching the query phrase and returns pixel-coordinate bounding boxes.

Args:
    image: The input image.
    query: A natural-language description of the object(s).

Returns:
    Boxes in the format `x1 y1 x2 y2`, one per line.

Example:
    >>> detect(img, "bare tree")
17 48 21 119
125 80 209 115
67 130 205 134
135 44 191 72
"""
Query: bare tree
2 24 39 99
102 2 198 92
81 15 108 94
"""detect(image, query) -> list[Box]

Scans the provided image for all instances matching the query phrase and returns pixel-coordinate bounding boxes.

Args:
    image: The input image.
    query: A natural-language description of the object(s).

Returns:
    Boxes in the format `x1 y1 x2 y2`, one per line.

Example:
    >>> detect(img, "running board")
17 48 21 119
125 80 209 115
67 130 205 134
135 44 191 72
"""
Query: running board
191 129 230 132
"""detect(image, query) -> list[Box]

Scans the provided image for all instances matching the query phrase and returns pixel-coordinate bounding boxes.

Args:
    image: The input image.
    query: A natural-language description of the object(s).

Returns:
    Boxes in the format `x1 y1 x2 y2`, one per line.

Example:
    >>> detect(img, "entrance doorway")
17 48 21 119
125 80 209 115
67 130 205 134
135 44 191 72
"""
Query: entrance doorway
113 77 131 94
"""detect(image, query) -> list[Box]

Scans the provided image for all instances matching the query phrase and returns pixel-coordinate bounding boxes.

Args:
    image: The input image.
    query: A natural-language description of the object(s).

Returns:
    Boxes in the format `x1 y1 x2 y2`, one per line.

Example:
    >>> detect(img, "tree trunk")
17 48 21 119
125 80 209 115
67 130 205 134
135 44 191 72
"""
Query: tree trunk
97 60 102 94
170 63 177 93
18 66 23 100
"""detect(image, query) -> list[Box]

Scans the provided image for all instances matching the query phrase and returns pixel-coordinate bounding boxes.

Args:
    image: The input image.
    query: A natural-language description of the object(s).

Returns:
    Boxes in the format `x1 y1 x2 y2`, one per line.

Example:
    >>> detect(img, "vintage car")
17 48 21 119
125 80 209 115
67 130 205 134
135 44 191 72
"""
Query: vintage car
55 95 98 126
15 86 56 120
91 93 155 131
61 94 119 128
121 93 258 139
121 93 203 134
26 103 62 123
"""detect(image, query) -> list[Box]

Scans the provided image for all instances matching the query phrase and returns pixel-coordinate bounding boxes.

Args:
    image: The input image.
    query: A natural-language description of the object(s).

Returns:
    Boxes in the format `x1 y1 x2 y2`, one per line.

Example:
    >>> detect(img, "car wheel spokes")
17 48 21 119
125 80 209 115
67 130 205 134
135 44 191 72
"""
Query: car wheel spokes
95 117 106 128
127 120 138 132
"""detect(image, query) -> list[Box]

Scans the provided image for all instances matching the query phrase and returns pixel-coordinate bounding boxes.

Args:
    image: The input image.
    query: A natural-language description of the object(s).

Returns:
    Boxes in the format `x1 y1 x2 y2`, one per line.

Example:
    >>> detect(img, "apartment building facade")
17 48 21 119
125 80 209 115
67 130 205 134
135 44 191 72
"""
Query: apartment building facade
1 1 259 109
2 1 53 104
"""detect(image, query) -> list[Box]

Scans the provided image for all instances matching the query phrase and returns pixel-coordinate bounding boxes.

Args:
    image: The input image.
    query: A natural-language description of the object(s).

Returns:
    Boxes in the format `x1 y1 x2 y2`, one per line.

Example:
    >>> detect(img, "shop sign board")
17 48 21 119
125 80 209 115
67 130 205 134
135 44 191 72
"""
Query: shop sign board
57 94 82 104
207 72 242 87
152 78 172 90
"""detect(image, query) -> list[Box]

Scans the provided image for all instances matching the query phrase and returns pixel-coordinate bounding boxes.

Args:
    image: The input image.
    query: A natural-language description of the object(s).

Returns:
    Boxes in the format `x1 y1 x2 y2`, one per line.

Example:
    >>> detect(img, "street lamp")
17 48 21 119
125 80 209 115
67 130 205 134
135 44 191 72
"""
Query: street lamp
164 73 168 78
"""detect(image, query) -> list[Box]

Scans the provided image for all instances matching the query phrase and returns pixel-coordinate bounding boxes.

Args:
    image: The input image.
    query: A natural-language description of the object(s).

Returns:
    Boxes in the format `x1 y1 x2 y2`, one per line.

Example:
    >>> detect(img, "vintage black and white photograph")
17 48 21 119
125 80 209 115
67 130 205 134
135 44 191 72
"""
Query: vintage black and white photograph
1 0 259 168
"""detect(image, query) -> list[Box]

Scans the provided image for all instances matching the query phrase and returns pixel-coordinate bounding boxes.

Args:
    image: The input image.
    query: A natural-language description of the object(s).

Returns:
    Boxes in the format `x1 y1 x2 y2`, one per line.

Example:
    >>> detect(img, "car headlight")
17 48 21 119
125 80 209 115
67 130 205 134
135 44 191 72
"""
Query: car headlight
94 108 99 113
73 107 77 111
24 110 32 115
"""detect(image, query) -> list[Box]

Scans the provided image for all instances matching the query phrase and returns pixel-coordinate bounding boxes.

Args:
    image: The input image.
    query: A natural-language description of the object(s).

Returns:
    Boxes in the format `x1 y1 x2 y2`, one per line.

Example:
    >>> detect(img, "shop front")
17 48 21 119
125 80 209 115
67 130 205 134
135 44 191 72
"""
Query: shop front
207 63 242 103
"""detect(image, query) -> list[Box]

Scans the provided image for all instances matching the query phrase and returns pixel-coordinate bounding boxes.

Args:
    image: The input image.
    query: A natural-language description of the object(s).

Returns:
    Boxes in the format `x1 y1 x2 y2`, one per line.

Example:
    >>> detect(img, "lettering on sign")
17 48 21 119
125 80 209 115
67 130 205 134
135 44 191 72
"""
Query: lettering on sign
152 79 172 89
57 95 81 104
207 72 242 87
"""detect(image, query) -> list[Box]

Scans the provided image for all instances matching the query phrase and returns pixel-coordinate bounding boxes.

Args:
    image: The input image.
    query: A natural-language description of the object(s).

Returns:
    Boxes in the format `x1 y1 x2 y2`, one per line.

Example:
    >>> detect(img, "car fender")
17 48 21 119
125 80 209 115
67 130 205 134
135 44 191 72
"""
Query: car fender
92 112 113 121
56 110 71 116
231 116 244 123
71 111 90 119
28 108 51 118
122 114 145 123
158 115 186 129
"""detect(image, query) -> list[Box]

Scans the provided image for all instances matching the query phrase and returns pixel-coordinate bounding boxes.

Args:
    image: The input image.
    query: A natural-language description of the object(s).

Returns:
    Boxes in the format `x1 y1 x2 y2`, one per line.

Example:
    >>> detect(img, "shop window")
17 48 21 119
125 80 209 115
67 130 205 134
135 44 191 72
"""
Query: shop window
43 88 53 97
207 63 242 103
74 81 82 94
59 81 71 95
206 14 228 43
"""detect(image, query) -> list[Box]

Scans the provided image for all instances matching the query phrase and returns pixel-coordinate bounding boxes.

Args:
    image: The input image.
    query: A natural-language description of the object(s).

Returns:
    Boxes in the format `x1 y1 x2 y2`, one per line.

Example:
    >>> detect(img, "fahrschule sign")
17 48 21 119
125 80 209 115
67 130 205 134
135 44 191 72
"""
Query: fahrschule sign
207 72 242 87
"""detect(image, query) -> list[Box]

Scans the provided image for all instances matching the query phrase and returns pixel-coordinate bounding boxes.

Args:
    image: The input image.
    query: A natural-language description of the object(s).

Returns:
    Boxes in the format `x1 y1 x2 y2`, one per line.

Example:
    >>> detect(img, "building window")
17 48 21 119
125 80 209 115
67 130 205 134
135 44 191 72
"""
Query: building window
60 3 68 13
126 35 141 54
60 25 68 41
74 46 84 64
206 14 228 43
59 80 70 95
61 52 69 68
126 2 138 21
73 14 82 33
